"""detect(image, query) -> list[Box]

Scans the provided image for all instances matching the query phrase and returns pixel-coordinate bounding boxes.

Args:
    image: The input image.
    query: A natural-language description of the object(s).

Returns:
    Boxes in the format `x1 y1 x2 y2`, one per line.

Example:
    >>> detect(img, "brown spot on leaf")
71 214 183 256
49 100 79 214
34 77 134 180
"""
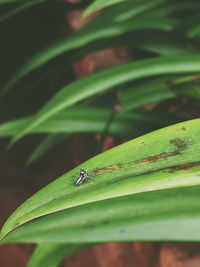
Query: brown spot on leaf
170 138 187 152
94 137 190 175
138 138 189 164
94 165 123 174
143 155 160 162
173 162 200 170
139 152 175 164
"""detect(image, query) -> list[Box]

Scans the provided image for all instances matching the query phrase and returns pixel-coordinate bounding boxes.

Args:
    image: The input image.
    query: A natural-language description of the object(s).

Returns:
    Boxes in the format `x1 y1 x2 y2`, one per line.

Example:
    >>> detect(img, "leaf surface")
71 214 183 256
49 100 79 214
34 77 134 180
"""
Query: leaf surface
3 186 200 243
1 118 200 239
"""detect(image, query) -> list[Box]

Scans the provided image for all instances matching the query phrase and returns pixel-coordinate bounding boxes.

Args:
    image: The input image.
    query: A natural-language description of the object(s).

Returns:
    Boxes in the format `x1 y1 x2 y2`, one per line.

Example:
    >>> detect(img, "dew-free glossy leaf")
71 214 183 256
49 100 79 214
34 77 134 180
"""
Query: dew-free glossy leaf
1 118 200 239
3 186 200 243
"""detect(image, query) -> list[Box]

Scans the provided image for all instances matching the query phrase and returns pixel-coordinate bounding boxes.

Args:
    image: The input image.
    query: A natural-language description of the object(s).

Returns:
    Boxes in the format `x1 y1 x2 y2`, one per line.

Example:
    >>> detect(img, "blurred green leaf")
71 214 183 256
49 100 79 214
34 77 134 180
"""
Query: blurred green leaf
0 106 179 139
27 243 89 267
132 31 197 56
101 0 166 23
1 12 178 94
143 2 200 19
26 133 68 165
169 75 200 99
1 118 200 239
0 0 26 3
8 54 200 146
83 0 128 17
120 74 200 111
0 0 46 21
186 15 200 38
120 77 176 111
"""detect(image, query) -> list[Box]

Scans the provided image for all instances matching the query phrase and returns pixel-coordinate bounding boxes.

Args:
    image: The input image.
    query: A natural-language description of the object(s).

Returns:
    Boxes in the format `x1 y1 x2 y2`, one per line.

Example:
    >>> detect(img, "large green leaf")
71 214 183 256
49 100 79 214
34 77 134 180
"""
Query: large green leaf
27 243 89 267
8 54 200 145
3 186 200 243
1 118 200 239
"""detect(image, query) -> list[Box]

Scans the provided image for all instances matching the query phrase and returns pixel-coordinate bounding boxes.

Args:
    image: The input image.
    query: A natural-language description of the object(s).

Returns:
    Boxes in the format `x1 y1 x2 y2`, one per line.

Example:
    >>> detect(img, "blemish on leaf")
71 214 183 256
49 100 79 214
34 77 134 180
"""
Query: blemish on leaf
119 228 125 233
103 221 109 225
172 162 200 171
94 137 191 175
143 155 161 162
138 152 174 164
94 164 123 174
140 141 145 148
138 138 189 164
170 138 187 152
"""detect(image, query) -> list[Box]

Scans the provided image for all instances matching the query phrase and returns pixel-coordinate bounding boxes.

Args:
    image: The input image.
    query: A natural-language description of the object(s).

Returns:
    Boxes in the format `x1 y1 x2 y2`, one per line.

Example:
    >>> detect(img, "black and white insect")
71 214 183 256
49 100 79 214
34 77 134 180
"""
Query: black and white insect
75 168 94 186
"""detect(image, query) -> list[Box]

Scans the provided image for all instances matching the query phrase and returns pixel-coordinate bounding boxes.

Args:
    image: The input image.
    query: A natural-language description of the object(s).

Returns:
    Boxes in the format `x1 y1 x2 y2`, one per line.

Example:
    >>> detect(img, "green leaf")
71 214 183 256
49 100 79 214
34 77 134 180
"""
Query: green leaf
27 243 89 267
1 15 177 95
83 0 127 18
1 118 200 239
143 2 200 19
9 54 200 145
0 106 179 139
3 186 200 243
120 74 200 111
168 75 200 99
0 0 46 22
0 0 27 3
120 77 176 111
95 0 166 23
83 0 167 19
132 32 196 56
26 134 68 165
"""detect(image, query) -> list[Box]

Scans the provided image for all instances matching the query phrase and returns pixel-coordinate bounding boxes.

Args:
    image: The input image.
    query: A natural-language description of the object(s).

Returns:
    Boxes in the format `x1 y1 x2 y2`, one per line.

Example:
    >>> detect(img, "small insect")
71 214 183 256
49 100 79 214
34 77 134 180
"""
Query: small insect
75 168 94 186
